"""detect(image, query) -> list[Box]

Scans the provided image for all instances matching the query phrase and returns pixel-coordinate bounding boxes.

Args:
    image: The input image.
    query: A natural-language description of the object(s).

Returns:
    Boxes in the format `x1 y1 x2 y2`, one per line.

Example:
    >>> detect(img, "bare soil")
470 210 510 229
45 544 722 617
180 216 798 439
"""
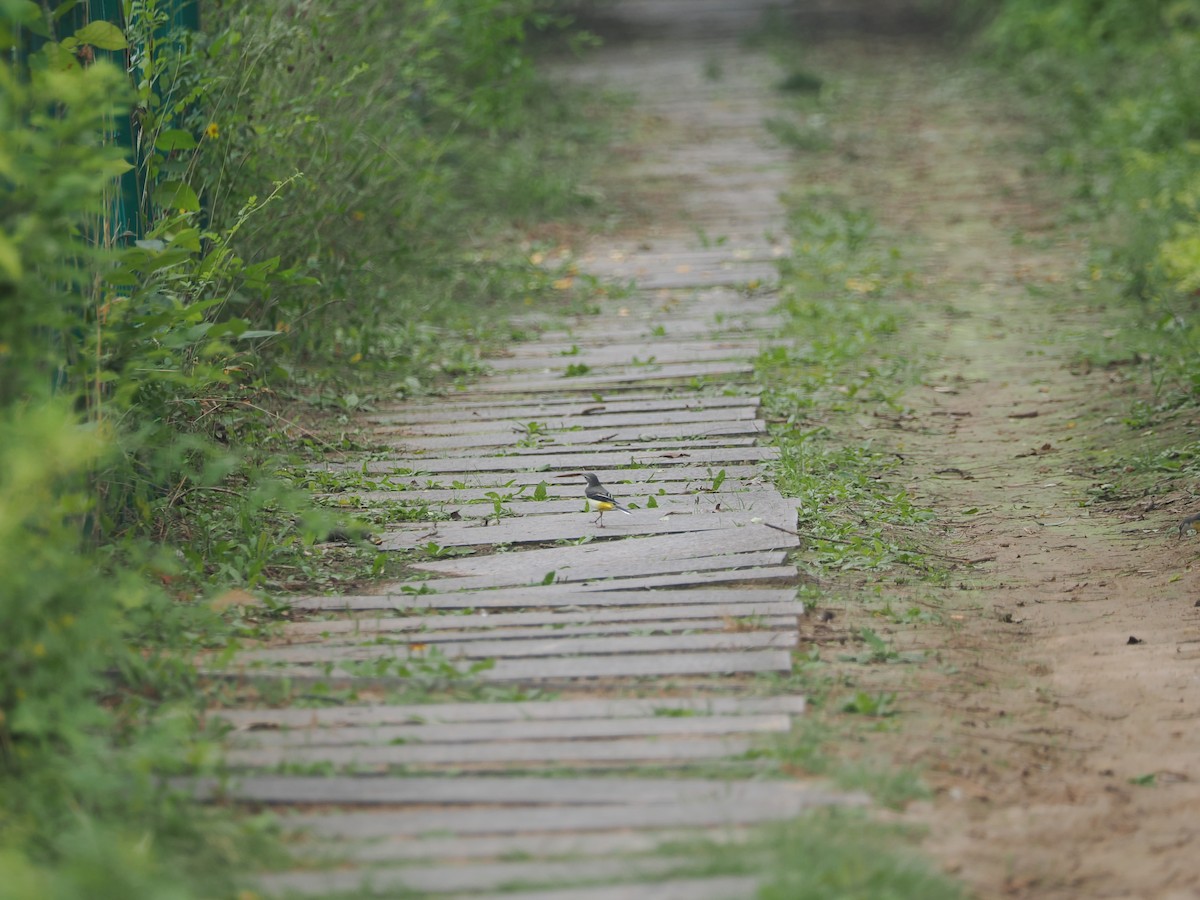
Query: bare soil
783 29 1200 900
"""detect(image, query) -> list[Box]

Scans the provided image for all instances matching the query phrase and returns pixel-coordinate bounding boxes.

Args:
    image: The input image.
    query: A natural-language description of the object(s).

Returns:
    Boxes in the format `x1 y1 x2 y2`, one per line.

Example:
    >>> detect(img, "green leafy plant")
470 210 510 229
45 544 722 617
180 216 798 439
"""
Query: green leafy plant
483 490 517 519
0 402 273 897
841 691 899 717
192 0 611 383
968 0 1200 405
845 627 901 664
515 421 551 447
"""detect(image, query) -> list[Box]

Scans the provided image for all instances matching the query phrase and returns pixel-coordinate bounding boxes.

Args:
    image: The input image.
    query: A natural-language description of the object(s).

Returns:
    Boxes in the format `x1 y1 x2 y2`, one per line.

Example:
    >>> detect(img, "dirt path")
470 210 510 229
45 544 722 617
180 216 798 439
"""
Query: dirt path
779 24 1200 900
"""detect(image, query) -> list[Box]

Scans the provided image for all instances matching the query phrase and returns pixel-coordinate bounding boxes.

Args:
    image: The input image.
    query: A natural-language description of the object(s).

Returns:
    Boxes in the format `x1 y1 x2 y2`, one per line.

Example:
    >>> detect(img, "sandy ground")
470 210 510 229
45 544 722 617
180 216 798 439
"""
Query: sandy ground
581 2 1200 896
782 28 1200 900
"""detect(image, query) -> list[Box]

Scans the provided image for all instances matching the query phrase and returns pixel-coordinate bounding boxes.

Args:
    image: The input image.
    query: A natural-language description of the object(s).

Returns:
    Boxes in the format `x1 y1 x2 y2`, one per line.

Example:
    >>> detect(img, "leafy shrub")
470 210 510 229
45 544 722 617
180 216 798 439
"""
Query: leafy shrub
0 28 131 405
0 405 118 763
0 400 273 899
189 0 605 385
967 0 1200 396
3 0 610 893
3 1 319 556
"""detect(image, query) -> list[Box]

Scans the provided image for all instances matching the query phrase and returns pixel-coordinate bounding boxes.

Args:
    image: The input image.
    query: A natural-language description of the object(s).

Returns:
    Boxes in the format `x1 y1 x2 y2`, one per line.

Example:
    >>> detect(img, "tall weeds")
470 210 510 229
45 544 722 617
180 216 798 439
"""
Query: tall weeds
965 0 1200 397
0 0 606 894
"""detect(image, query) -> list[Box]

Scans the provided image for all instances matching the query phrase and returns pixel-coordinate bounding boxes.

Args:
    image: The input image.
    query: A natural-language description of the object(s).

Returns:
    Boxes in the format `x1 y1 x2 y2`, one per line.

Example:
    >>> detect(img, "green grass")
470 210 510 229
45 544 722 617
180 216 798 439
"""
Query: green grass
967 0 1200 417
740 101 954 889
755 812 961 899
764 115 832 153
761 201 934 574
279 810 960 900
743 666 931 812
504 811 960 897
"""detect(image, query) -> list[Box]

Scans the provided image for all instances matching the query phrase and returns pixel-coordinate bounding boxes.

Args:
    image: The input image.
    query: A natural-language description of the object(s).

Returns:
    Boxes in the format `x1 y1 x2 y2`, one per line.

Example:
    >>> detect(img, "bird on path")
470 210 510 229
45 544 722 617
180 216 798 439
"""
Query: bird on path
582 472 631 528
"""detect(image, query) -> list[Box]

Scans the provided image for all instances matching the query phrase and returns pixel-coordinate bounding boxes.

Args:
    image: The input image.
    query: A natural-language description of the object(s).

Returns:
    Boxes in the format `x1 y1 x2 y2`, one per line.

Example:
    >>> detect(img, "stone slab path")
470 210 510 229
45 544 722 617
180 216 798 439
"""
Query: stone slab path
201 2 867 895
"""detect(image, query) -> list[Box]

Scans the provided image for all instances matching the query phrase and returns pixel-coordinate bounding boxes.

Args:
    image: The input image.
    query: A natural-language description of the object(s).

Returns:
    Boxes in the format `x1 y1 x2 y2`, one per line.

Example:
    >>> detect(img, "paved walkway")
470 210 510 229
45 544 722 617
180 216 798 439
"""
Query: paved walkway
205 3 866 895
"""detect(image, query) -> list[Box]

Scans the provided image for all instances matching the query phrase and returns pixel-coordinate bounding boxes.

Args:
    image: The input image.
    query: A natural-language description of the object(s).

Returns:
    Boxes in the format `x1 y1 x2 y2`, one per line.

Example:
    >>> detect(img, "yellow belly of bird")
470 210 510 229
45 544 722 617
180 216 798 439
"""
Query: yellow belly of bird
586 499 615 512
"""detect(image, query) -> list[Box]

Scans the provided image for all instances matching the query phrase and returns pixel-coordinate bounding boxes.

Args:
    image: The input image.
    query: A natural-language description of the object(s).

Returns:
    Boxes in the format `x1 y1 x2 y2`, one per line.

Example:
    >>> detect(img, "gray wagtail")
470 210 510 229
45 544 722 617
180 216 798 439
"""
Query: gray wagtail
582 473 631 527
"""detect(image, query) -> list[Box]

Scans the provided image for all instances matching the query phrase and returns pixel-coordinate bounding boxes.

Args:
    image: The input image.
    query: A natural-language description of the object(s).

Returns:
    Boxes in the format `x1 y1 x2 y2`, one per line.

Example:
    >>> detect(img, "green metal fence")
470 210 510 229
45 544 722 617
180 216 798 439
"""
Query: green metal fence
15 1 200 240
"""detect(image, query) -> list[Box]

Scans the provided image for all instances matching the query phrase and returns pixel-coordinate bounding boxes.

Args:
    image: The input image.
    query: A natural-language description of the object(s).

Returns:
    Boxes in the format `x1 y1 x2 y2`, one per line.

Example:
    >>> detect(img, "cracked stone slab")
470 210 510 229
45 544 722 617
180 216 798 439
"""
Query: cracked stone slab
211 695 808 730
318 445 778 476
215 648 795 687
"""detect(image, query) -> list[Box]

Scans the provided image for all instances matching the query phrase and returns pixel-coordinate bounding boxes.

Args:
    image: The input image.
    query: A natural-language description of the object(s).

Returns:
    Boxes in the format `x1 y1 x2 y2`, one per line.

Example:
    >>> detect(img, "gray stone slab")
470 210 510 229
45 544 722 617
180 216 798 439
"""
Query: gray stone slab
228 713 794 749
285 614 801 643
537 317 778 344
283 599 801 636
408 526 797 580
368 394 758 425
281 789 861 838
314 464 767 491
234 630 797 665
225 734 760 769
289 583 798 613
458 876 760 900
380 426 764 453
318 828 751 864
444 647 798 681
258 856 688 897
540 297 776 323
415 564 806 600
484 343 763 371
525 302 781 331
502 334 769 354
528 298 775 322
189 775 807 807
378 496 796 550
376 518 760 551
326 571 782 611
294 614 792 644
467 361 754 394
336 493 772 518
585 251 780 271
379 407 760 436
387 489 787 520
212 694 808 729
322 445 777 475
582 245 781 265
493 338 770 362
407 566 799 599
326 478 767 506
222 648 794 685
605 268 777 291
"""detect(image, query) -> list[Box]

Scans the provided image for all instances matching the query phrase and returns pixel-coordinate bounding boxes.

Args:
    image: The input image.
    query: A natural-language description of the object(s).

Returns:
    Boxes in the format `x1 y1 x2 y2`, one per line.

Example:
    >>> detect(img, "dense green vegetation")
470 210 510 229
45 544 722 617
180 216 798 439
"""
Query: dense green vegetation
0 1 606 896
964 0 1200 399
